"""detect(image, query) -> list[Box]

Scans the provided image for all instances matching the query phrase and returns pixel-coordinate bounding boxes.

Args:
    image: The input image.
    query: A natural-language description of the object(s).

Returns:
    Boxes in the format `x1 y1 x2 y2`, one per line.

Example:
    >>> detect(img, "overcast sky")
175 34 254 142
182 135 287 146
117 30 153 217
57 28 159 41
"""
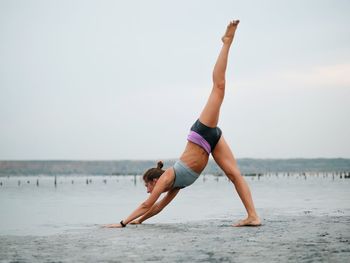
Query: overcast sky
1 0 349 160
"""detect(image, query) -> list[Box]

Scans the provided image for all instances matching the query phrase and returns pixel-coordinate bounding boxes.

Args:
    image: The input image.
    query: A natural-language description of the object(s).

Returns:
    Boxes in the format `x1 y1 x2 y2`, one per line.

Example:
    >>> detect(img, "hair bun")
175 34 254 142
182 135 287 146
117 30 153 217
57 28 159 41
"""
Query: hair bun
157 161 164 169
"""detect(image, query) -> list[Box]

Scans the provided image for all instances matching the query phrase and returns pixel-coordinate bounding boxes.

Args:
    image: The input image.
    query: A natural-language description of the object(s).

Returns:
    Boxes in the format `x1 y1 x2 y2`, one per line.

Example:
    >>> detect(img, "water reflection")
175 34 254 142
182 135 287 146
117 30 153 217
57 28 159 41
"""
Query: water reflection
1 171 349 189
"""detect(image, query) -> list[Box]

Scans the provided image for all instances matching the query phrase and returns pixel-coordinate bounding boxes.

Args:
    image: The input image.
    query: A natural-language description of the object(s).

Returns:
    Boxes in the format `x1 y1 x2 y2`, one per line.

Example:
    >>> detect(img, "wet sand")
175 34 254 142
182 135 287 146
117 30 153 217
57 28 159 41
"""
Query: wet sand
1 212 349 262
0 174 349 262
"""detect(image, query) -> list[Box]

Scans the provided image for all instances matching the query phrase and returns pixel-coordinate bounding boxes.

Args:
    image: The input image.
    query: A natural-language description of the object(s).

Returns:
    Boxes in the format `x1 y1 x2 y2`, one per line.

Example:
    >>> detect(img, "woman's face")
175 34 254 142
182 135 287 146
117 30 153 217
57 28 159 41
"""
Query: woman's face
145 179 158 193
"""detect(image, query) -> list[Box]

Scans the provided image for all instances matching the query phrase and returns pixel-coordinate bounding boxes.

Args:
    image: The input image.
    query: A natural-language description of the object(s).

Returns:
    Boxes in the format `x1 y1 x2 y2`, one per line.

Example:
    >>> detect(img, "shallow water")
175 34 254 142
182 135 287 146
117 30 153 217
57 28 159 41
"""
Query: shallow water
0 174 349 262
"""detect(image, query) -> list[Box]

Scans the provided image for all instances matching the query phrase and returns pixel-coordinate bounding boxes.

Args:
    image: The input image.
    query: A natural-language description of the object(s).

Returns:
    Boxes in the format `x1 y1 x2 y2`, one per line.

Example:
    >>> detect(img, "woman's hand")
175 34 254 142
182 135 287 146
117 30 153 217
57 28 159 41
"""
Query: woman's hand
102 223 123 228
129 220 142 225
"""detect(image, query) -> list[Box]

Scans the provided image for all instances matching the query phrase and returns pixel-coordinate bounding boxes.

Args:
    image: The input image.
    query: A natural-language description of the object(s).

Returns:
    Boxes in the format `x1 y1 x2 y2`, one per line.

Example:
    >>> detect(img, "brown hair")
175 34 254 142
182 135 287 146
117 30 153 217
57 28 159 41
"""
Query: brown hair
143 161 165 182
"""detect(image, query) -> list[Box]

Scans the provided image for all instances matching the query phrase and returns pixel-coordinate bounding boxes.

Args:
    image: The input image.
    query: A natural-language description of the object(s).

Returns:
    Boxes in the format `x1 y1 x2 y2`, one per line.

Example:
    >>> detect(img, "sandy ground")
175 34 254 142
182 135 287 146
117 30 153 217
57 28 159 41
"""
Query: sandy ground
1 175 349 262
1 211 349 263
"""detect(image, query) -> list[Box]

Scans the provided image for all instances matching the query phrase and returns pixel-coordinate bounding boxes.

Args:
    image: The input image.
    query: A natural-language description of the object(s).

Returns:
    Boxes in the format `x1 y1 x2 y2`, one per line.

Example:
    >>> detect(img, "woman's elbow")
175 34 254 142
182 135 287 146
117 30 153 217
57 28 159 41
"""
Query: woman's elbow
156 205 163 213
140 202 152 210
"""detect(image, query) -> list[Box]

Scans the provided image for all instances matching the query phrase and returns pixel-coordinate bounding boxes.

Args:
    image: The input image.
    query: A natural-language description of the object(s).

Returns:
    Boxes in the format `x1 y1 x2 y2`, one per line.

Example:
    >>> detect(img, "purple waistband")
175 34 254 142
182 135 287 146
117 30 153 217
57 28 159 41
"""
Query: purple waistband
187 131 211 154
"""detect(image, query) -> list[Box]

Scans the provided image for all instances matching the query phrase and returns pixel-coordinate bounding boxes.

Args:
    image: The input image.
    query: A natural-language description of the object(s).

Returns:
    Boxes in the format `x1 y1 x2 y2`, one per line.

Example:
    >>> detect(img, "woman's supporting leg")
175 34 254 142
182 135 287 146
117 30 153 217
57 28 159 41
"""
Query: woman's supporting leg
212 136 261 226
199 20 239 128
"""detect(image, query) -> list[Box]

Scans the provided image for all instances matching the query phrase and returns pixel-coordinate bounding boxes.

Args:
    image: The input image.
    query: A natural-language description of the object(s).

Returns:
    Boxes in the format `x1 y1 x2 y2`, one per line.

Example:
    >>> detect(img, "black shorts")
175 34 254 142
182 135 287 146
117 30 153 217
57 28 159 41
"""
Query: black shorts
190 119 222 153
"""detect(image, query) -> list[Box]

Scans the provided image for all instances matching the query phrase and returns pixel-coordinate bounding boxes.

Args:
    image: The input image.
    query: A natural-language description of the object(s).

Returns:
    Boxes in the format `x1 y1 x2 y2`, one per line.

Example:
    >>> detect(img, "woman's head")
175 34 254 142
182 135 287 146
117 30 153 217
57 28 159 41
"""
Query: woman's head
143 161 165 193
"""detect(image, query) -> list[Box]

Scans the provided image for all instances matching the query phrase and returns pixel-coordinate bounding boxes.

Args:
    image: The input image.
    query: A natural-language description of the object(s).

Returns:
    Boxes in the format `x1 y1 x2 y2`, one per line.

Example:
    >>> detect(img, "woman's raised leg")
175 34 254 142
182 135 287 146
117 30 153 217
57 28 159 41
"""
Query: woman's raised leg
212 136 261 226
202 21 260 226
199 20 239 128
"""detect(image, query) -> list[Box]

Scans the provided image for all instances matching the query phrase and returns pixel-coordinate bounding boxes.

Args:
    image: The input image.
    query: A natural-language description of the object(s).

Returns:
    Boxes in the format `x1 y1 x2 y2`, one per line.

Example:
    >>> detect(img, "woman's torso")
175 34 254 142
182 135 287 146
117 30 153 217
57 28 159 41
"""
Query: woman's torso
179 141 209 174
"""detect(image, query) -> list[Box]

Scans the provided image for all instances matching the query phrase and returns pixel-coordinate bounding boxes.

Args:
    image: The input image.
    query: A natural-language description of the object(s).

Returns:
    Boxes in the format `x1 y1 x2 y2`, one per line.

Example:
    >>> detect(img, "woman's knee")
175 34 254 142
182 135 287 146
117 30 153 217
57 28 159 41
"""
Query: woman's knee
213 80 226 91
211 84 225 101
226 167 242 183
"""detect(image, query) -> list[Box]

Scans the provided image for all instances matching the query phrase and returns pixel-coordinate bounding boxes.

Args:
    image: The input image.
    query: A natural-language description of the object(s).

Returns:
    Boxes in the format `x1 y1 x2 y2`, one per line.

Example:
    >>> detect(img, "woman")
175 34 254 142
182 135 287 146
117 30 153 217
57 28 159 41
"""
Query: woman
104 20 261 228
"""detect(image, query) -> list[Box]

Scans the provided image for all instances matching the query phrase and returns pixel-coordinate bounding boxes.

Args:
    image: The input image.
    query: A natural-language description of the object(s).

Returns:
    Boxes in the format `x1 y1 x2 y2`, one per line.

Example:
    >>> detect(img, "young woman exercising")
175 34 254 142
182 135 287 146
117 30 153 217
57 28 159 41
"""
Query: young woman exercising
104 20 261 228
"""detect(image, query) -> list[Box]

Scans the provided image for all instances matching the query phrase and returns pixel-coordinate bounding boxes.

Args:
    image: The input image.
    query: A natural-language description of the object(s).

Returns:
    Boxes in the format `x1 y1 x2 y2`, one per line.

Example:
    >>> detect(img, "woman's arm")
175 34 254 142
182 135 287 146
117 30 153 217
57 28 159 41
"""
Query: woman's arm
103 168 175 228
132 188 180 224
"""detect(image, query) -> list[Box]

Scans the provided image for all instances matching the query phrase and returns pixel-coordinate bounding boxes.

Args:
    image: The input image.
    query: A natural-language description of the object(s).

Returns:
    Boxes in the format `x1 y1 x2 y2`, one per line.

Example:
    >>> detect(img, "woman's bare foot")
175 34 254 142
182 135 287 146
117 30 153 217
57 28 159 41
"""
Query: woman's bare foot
233 216 261 227
221 20 240 44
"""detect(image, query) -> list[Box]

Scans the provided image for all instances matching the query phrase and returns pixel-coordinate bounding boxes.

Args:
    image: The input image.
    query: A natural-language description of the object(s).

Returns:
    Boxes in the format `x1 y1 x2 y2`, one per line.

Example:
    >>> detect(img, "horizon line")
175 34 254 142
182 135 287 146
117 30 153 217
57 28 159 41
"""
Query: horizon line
1 157 350 162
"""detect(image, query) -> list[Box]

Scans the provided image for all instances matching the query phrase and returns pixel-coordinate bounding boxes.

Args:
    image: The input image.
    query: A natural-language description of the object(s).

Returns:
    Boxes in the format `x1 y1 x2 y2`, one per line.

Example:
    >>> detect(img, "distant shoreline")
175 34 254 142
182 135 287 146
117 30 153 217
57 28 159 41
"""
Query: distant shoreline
1 158 350 176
